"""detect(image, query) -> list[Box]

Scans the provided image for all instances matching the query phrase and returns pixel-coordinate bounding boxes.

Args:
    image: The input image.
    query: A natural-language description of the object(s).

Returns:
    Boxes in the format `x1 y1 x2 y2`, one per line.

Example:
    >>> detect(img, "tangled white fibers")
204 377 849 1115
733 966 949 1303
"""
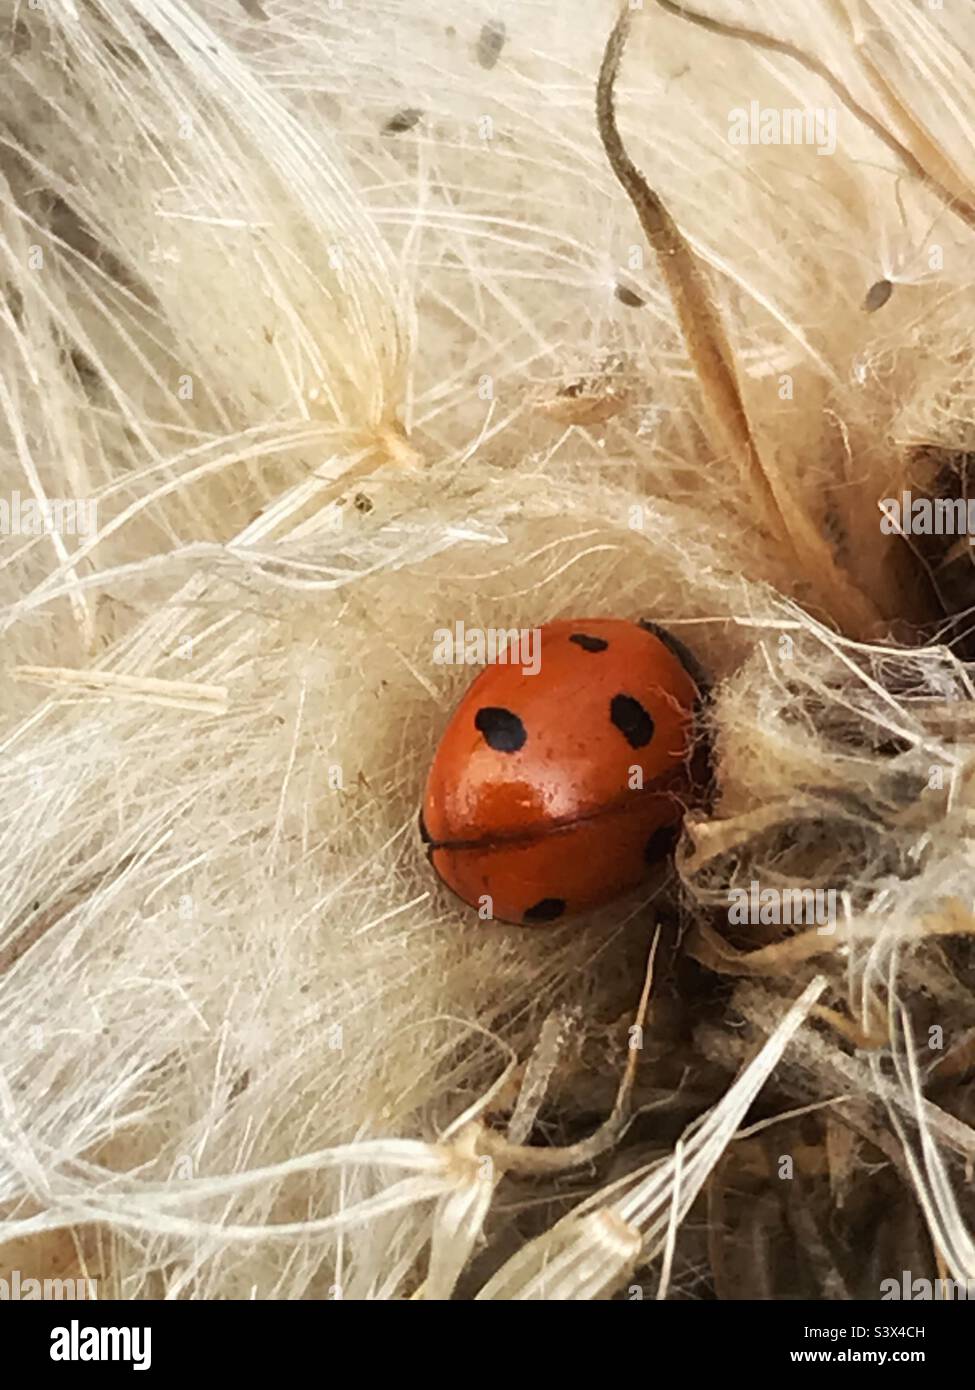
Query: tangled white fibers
2 0 975 1300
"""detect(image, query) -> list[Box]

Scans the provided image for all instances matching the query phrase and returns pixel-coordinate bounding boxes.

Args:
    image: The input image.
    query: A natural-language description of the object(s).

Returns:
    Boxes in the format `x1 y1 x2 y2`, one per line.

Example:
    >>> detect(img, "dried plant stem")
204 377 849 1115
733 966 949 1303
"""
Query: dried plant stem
825 0 975 227
657 0 975 233
596 5 881 639
472 921 664 1176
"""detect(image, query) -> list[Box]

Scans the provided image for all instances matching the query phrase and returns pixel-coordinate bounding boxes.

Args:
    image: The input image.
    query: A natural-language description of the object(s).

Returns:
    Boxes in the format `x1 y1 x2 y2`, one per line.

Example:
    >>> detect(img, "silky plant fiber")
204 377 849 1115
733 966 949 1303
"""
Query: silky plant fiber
2 0 975 1302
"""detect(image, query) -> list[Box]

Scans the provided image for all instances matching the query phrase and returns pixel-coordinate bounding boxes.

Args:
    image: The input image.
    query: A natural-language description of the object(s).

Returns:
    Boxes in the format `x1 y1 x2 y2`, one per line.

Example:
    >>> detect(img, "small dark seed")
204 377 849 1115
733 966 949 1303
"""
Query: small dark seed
383 108 423 135
228 1069 251 1101
863 279 893 313
477 19 506 69
615 282 646 308
70 346 101 388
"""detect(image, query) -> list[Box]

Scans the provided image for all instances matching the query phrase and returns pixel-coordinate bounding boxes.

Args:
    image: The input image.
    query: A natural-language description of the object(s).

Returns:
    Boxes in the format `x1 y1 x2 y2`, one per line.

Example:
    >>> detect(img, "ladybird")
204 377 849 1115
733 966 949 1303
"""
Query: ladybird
421 618 706 925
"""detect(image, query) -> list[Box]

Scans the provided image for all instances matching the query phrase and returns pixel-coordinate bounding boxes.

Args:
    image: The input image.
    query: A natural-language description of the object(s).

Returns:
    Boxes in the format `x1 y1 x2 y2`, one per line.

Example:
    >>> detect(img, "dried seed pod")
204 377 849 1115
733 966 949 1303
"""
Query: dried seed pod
477 20 506 70
383 108 423 135
863 279 893 312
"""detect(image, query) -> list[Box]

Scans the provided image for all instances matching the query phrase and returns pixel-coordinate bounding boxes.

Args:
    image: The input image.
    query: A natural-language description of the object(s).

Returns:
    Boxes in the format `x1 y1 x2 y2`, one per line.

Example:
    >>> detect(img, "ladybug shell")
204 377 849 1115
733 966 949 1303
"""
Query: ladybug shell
422 618 701 924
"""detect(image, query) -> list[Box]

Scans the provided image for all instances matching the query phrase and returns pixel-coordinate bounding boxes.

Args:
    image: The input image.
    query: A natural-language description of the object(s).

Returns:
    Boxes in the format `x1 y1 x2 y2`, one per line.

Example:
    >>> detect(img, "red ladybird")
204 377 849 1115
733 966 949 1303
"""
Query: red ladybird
421 618 706 924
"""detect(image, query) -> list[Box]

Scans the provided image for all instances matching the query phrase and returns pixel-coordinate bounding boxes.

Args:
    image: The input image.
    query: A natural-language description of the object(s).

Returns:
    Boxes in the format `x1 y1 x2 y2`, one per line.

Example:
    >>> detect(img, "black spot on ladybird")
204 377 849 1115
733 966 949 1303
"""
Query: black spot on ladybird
569 632 609 653
523 897 566 922
383 108 423 135
644 824 679 864
610 694 654 748
475 706 526 752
